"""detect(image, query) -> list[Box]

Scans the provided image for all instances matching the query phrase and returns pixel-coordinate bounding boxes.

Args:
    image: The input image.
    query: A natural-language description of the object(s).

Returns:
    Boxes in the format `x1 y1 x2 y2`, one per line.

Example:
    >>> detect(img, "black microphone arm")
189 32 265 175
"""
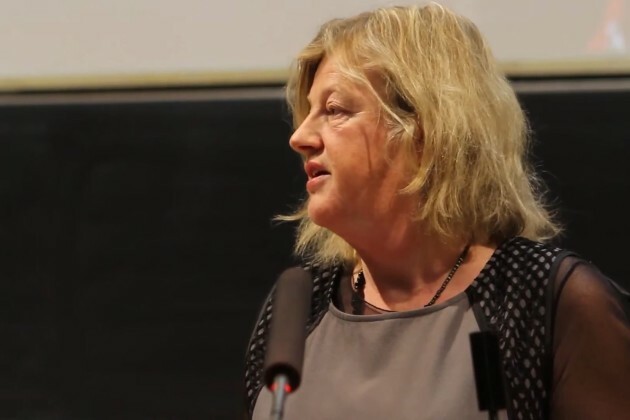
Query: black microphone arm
263 267 313 420
469 331 507 420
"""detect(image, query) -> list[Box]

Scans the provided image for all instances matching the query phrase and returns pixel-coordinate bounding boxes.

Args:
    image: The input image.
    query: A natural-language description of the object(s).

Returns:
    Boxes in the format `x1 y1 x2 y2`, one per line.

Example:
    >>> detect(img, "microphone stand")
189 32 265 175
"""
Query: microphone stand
269 373 290 420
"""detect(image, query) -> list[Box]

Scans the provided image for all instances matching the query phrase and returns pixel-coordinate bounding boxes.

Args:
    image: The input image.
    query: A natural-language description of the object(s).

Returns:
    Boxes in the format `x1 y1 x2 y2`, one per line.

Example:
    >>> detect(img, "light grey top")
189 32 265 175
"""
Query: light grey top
253 292 508 420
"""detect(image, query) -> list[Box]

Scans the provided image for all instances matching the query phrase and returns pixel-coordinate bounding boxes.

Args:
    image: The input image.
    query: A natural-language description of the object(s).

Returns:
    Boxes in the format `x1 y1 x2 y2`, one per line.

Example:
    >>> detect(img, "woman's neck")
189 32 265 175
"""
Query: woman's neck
350 227 496 311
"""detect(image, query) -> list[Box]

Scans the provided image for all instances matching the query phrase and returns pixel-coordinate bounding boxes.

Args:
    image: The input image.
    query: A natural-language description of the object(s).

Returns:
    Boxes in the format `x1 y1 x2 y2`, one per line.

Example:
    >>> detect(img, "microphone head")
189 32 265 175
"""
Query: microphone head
263 267 313 392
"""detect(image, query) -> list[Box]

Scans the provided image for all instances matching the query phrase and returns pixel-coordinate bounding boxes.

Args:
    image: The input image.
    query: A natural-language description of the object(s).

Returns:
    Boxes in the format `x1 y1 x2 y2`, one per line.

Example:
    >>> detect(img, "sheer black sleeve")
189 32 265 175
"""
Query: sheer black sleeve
550 257 630 420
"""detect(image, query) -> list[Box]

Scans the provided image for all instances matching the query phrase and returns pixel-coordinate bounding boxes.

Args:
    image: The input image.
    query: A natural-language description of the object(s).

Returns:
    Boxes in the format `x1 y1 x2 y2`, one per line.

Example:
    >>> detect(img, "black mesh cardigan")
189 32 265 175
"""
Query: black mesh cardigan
244 237 630 419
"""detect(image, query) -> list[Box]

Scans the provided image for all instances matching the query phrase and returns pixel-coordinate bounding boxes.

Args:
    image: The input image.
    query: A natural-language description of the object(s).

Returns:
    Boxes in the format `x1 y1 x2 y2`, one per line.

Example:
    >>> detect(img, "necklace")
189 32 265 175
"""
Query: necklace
351 245 470 314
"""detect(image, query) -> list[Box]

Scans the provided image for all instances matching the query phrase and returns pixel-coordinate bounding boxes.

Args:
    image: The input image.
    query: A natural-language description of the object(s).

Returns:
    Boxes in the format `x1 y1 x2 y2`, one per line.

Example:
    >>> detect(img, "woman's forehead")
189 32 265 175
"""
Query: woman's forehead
306 55 386 101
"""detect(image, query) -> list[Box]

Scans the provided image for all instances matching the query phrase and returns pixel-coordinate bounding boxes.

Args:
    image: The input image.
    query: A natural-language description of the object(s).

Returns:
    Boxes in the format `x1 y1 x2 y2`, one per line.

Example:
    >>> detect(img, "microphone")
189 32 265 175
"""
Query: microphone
469 331 506 420
263 267 312 420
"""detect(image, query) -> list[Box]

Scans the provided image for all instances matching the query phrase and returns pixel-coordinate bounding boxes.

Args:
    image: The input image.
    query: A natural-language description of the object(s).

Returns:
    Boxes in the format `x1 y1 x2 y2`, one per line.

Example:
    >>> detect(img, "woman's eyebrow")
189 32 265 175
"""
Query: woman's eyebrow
307 86 355 108
307 87 335 107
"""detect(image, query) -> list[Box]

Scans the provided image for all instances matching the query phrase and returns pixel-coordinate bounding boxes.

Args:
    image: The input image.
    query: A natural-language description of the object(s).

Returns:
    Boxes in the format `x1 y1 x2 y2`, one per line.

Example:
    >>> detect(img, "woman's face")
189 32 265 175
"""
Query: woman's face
289 55 414 237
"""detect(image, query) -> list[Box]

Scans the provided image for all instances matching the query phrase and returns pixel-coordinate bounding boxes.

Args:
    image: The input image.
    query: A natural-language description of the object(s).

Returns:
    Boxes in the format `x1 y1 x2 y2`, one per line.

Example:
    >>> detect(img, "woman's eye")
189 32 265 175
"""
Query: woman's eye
326 106 343 116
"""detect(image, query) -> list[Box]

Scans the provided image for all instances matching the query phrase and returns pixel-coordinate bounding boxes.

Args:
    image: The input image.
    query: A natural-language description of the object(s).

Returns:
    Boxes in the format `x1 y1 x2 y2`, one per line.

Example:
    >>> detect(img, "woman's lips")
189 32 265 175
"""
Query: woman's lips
306 173 330 193
304 161 329 178
304 160 330 193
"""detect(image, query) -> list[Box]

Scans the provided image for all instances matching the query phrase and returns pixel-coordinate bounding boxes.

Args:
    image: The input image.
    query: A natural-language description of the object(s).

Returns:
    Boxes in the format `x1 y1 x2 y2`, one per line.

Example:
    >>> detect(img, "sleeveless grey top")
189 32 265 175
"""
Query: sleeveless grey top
253 291 508 420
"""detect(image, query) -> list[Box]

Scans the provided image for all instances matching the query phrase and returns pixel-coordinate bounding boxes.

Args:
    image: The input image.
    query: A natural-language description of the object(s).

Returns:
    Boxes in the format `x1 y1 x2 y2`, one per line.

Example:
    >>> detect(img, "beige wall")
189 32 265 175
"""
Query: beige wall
1 0 628 90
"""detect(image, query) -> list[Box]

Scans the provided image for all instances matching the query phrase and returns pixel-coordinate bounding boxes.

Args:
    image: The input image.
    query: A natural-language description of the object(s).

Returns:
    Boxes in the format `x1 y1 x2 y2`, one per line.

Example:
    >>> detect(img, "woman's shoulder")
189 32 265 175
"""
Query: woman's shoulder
476 236 565 288
551 255 630 317
491 236 629 316
494 236 564 262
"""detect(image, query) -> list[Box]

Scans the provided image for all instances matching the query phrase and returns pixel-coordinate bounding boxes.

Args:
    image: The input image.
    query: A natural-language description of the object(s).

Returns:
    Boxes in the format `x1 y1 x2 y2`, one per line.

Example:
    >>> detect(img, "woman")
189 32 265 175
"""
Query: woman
245 4 630 420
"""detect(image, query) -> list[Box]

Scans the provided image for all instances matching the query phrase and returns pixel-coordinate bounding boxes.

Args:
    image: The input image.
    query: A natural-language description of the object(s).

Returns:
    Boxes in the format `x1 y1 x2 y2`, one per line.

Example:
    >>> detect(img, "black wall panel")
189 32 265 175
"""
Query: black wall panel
520 90 630 283
0 87 628 419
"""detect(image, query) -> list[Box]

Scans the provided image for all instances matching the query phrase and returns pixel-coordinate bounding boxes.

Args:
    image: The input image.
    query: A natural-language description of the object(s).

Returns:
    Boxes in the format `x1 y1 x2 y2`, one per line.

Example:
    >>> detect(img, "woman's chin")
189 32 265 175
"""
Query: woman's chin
307 199 341 229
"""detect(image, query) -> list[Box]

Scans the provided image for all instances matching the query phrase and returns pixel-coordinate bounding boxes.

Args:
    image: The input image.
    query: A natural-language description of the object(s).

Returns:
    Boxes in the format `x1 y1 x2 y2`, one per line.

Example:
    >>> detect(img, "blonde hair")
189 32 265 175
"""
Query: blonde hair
283 3 561 266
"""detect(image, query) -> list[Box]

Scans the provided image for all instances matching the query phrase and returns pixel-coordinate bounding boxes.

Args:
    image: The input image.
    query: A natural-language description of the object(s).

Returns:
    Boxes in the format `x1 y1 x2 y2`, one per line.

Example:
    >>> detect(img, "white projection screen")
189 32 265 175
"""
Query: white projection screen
1 0 629 91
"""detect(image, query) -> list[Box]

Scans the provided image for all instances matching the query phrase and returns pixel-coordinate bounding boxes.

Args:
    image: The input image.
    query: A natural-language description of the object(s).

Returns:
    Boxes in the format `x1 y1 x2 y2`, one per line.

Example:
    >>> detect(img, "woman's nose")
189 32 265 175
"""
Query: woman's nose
289 119 323 157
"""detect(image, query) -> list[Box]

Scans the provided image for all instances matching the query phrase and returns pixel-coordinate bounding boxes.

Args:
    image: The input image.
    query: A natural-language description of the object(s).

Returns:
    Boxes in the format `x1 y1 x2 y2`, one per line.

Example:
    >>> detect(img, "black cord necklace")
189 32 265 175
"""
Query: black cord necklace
351 244 470 314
